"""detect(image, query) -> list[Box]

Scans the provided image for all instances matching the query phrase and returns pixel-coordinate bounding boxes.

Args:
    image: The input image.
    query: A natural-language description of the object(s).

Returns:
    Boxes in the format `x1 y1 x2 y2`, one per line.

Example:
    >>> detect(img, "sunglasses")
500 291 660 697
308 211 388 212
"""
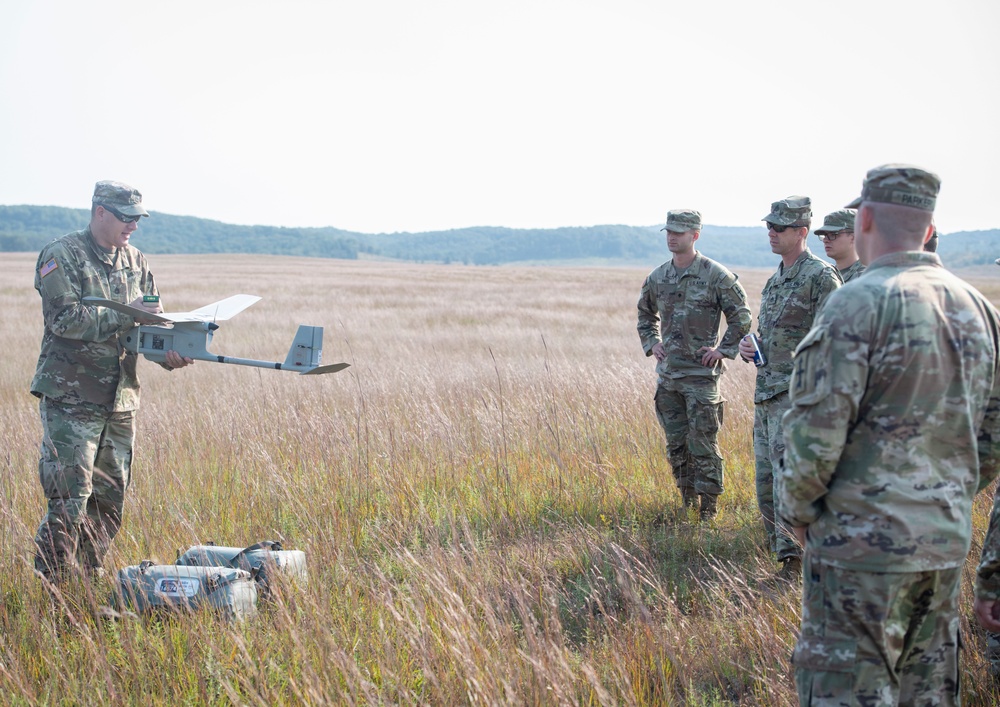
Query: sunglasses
766 222 801 233
103 204 142 224
817 231 851 242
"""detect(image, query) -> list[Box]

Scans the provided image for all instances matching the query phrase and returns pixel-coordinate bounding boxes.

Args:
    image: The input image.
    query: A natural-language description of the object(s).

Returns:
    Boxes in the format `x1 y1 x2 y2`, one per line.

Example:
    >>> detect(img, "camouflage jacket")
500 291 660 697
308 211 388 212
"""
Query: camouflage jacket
752 249 841 402
637 252 751 379
31 228 158 411
778 252 1000 574
839 259 866 283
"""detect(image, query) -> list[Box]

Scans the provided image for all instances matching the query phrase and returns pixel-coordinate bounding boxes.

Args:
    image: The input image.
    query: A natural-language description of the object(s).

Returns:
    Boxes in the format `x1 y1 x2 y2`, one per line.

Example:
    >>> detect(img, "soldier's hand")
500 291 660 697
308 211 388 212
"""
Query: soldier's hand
738 335 756 362
698 347 724 367
792 525 807 546
651 342 667 362
164 350 194 370
975 598 1000 632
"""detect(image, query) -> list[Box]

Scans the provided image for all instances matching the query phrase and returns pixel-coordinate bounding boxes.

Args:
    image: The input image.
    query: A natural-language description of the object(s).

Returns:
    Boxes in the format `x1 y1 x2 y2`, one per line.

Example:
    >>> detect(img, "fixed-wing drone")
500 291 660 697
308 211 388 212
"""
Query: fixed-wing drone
82 294 349 375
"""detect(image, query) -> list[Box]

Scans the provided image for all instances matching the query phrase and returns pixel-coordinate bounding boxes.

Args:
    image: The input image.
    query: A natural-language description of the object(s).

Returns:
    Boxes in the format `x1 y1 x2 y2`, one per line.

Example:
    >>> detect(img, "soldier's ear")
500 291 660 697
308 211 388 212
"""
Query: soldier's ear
858 206 875 234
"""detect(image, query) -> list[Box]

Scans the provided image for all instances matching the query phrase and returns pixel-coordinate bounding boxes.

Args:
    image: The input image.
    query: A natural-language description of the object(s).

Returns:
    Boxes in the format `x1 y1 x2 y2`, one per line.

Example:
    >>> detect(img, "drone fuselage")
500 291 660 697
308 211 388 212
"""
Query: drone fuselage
123 322 217 363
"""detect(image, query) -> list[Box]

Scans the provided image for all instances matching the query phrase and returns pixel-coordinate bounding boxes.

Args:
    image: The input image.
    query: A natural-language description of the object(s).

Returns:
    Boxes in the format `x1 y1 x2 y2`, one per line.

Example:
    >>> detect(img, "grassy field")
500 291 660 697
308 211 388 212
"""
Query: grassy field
1 252 999 705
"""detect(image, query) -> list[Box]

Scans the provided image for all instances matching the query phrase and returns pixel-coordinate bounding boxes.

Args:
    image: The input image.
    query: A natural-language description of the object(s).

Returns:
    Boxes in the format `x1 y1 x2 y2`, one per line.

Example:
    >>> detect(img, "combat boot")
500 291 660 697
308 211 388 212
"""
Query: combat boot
680 487 699 509
699 494 718 521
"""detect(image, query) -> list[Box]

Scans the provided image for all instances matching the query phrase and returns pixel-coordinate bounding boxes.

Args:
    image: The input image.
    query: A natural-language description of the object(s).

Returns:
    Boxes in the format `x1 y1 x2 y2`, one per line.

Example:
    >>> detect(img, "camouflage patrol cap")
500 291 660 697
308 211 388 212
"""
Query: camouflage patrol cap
92 180 149 217
845 163 940 212
660 209 702 233
762 196 812 227
814 209 856 235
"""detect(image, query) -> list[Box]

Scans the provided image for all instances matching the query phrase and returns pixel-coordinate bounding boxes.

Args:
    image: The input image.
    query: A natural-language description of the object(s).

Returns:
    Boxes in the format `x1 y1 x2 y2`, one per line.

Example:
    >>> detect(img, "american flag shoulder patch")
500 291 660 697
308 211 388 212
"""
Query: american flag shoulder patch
39 258 59 278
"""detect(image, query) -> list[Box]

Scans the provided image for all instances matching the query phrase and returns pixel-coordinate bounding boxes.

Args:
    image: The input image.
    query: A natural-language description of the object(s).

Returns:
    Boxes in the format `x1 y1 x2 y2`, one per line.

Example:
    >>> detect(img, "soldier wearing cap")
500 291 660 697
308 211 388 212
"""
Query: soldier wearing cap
737 196 841 581
31 181 193 588
778 164 1000 704
815 209 865 283
637 209 751 520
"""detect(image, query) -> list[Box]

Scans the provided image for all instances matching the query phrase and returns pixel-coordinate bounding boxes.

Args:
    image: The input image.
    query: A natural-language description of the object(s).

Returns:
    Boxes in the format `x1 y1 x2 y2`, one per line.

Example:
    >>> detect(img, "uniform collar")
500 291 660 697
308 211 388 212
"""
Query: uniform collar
865 250 942 271
670 250 703 276
778 248 814 278
84 227 119 266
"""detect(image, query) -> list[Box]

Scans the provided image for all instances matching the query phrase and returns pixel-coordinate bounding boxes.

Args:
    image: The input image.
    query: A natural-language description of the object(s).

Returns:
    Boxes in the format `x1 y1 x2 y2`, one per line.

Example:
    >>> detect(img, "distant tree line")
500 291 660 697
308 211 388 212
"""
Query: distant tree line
2 205 997 270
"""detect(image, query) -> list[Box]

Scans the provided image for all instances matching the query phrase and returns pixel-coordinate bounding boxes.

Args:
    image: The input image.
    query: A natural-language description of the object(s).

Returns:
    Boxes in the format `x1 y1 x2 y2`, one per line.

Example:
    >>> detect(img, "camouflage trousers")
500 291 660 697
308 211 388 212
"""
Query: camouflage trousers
753 392 800 561
34 397 135 582
794 552 961 706
653 376 724 505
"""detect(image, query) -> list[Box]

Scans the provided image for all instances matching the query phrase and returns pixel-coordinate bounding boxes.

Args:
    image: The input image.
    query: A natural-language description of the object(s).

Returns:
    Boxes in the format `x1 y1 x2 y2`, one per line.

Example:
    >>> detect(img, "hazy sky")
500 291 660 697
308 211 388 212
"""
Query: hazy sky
2 0 998 234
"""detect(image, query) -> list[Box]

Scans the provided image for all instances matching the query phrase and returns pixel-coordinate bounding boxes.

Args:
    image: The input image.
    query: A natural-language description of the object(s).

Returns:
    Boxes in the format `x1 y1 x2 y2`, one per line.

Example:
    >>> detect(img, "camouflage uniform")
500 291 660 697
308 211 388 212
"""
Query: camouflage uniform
752 243 840 562
780 165 1000 705
638 210 751 517
837 259 865 283
31 181 158 581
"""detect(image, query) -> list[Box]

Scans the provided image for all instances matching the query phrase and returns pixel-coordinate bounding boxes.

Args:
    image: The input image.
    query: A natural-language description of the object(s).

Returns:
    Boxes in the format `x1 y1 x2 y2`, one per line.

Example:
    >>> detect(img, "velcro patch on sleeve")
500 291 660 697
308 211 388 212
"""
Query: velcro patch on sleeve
39 258 59 278
790 326 832 406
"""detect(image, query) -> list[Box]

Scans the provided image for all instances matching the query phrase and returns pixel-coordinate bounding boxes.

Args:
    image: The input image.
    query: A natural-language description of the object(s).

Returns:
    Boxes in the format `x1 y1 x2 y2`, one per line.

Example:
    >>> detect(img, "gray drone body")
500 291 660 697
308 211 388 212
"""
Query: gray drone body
83 294 349 376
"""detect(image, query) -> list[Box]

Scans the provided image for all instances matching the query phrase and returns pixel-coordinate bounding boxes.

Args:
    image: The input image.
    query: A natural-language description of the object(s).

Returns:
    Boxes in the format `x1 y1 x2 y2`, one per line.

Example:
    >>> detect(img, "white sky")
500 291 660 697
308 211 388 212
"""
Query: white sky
2 0 998 234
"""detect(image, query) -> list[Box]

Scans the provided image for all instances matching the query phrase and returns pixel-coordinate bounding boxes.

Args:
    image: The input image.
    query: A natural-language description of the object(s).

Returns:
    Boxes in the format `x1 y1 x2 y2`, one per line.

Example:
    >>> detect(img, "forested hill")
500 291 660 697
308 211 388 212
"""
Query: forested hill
2 204 998 269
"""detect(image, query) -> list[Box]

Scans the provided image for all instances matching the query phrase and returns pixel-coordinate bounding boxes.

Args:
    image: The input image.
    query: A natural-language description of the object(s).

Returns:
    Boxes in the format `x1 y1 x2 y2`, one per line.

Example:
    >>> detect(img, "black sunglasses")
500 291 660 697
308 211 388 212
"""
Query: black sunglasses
766 222 800 233
103 204 142 224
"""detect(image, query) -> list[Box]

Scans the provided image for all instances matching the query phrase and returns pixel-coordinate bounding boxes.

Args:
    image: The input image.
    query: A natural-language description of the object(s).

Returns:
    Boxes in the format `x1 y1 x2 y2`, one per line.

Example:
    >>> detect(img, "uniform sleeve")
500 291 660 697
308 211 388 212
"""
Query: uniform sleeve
977 488 1000 600
814 265 842 311
35 243 132 342
973 309 1000 599
636 275 660 356
976 308 1000 492
777 302 867 527
716 274 751 359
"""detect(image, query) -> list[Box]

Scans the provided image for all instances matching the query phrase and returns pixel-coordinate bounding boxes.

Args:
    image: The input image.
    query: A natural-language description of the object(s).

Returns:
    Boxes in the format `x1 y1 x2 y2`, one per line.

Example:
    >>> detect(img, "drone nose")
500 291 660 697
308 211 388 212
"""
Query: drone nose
208 322 220 331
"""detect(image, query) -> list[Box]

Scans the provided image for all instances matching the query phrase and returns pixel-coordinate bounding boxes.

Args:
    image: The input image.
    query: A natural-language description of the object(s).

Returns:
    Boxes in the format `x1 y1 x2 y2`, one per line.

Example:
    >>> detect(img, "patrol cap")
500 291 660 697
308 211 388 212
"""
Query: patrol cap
845 164 940 212
762 196 811 227
92 180 149 217
814 209 856 236
660 209 702 233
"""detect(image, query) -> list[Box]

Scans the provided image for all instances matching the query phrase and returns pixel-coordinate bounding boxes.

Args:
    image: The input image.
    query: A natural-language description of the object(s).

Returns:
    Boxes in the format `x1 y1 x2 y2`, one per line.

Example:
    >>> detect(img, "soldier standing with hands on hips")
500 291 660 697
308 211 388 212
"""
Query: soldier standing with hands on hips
637 209 750 520
738 196 840 581
779 165 1000 705
31 180 193 592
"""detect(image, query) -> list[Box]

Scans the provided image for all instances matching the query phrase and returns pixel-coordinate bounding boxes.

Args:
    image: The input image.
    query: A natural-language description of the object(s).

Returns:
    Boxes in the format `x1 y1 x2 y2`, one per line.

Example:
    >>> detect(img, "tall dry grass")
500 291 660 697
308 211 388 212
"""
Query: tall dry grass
0 252 998 705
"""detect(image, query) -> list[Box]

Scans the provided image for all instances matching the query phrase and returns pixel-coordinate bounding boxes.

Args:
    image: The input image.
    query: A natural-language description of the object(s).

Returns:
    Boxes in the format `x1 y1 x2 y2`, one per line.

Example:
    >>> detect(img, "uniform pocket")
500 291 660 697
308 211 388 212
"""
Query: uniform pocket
793 636 857 672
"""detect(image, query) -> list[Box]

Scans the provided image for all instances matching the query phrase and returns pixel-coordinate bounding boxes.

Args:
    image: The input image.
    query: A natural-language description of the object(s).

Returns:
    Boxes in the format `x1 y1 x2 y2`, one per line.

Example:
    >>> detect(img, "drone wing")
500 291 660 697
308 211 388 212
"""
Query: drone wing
82 297 173 323
83 294 261 323
172 295 262 322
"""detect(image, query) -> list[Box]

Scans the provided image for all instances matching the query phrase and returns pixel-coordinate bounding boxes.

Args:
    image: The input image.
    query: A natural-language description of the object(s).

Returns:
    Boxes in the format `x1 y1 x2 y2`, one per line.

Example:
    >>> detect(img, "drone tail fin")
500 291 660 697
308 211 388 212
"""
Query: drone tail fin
284 325 325 372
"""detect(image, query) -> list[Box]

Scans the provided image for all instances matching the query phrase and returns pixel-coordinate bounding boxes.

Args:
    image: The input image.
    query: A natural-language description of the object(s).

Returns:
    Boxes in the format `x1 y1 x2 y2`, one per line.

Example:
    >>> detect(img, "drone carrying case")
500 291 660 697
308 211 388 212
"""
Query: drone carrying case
115 561 258 621
175 540 307 600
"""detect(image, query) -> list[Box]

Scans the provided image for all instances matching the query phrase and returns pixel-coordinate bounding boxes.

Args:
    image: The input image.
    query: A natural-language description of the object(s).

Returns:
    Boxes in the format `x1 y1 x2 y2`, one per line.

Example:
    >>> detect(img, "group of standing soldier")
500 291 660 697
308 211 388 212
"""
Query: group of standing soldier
638 163 1000 705
26 171 1000 704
